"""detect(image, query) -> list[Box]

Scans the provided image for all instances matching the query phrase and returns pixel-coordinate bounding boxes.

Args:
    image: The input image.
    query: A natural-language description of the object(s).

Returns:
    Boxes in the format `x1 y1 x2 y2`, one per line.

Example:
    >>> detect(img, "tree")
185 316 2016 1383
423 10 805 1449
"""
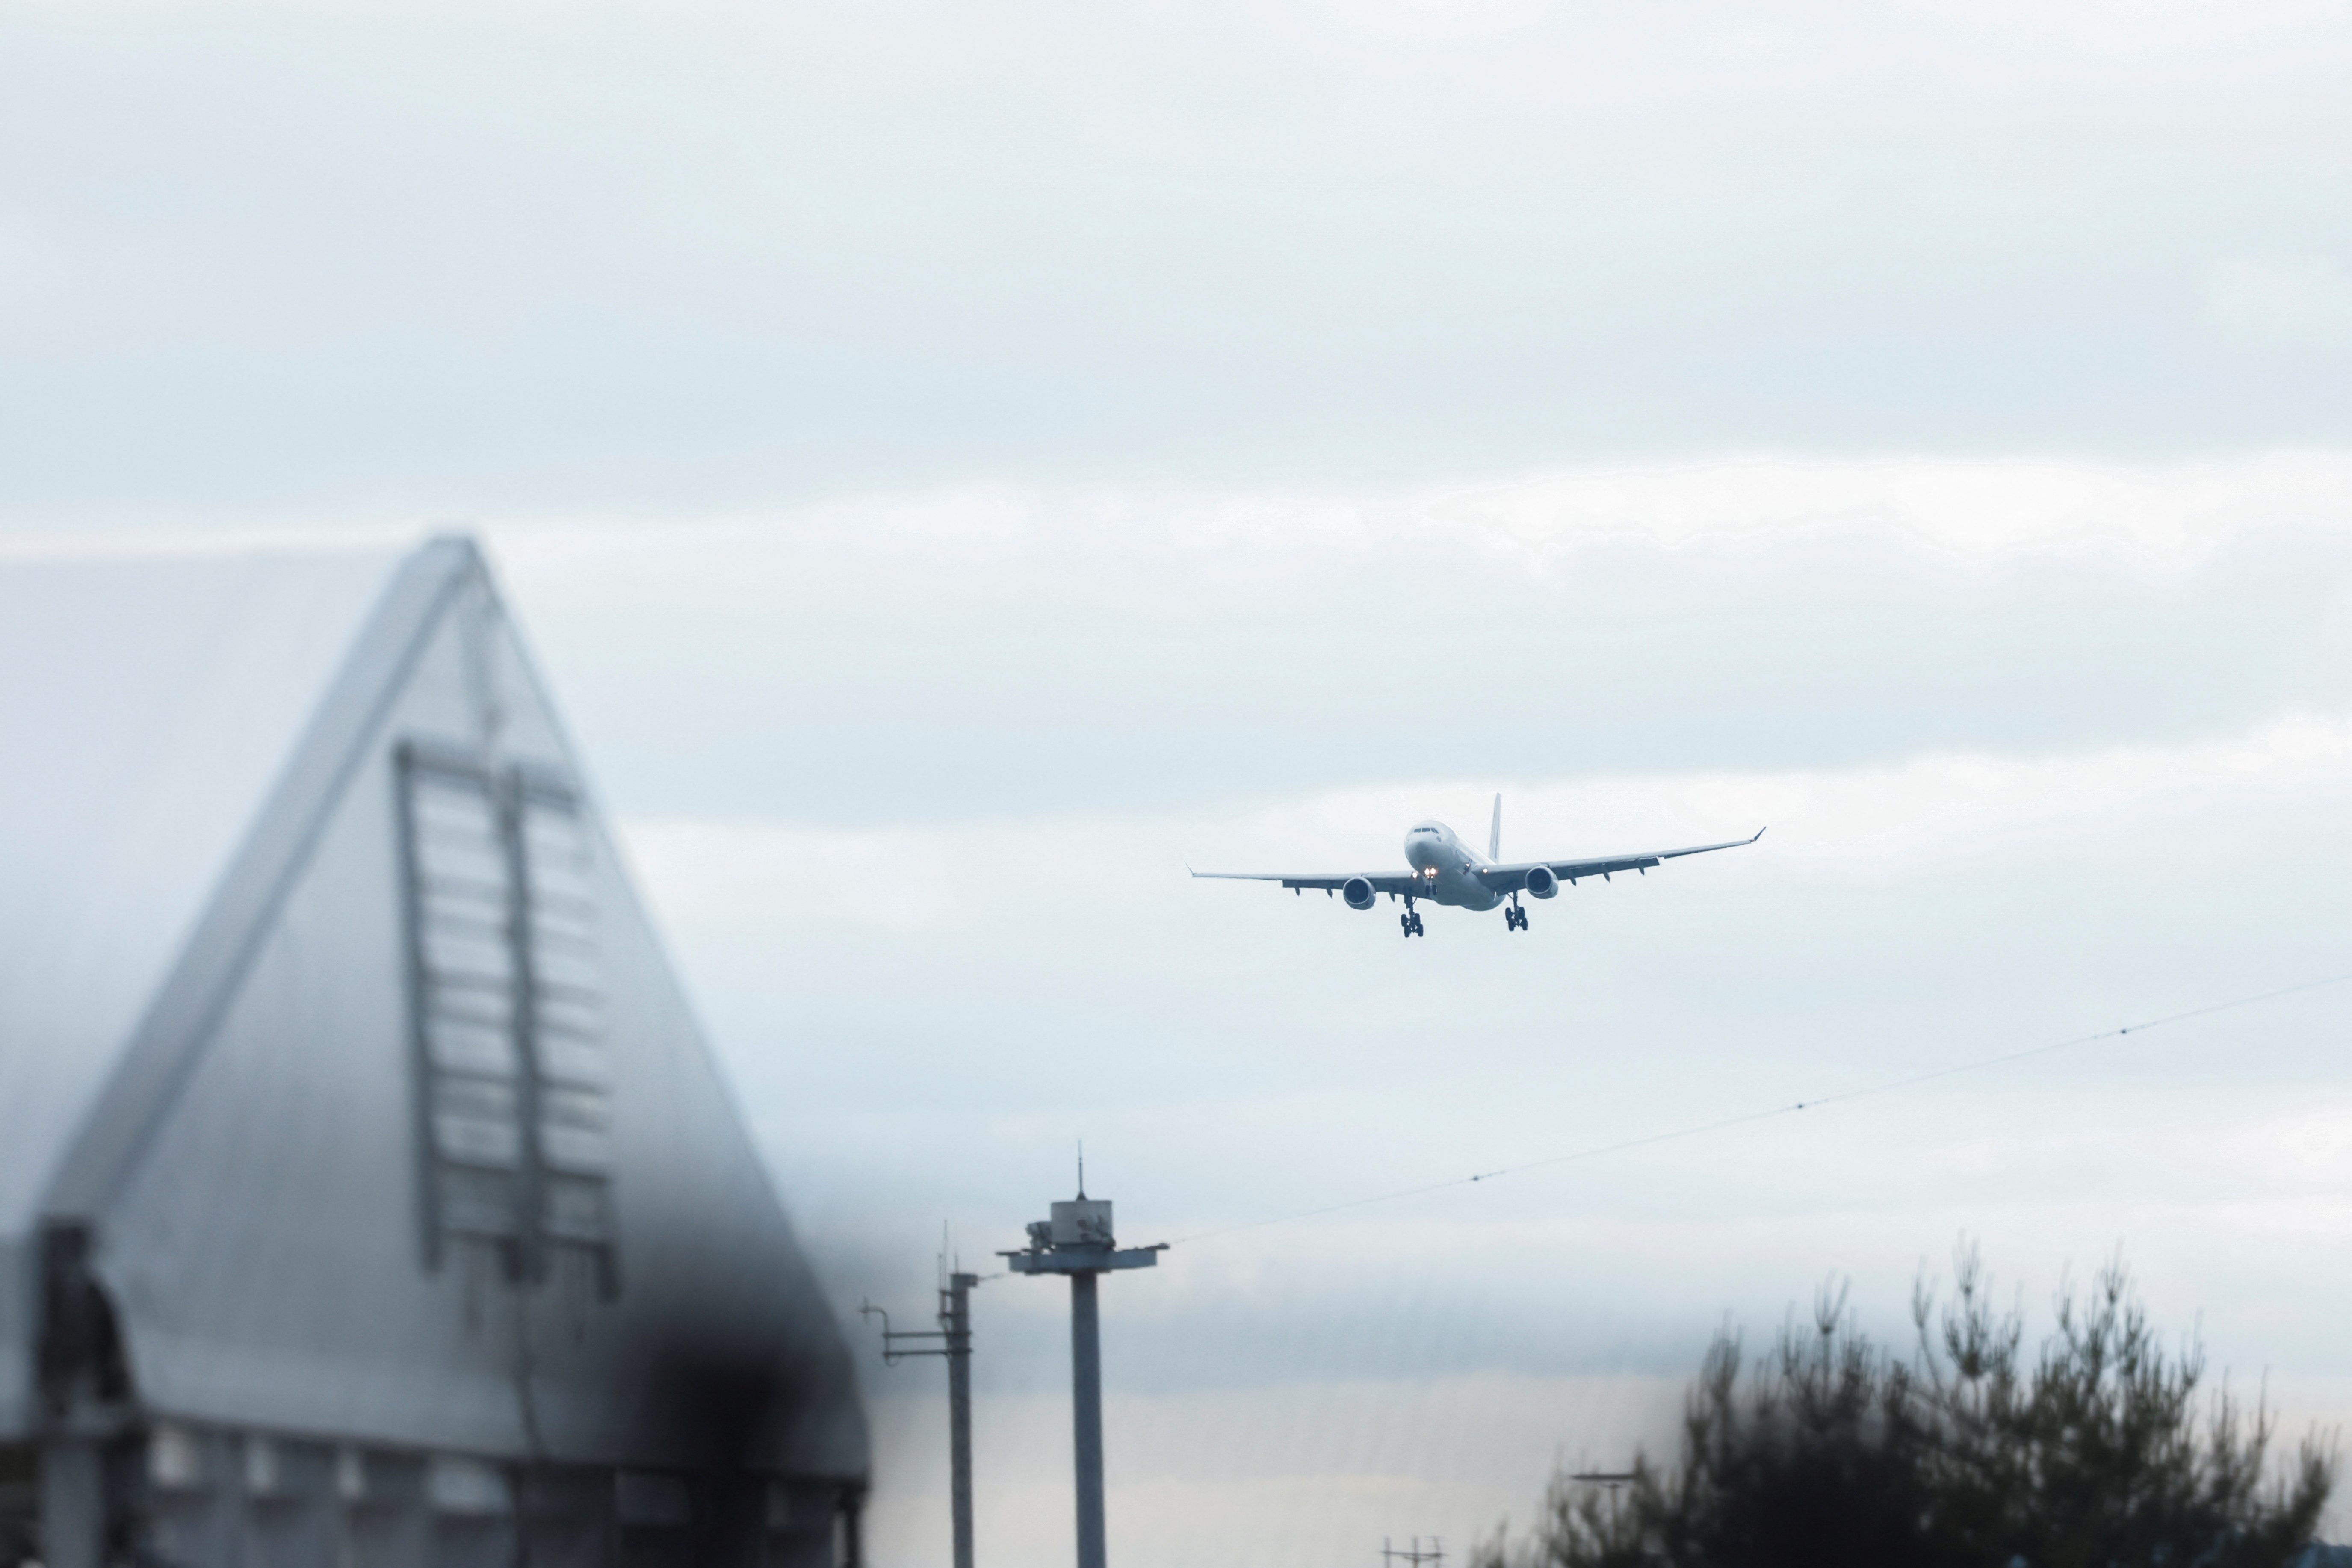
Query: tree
1483 1248 2333 1568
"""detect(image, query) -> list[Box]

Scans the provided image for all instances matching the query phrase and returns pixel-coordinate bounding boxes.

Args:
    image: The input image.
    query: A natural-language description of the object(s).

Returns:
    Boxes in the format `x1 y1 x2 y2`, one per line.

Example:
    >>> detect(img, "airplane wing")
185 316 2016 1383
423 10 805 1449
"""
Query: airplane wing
1188 869 1424 895
1474 827 1765 892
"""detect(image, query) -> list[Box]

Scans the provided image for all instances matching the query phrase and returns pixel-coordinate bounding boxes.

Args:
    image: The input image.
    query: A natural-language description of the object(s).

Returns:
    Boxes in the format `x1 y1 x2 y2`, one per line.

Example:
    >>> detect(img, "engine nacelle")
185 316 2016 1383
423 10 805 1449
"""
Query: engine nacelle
1524 865 1560 899
1342 876 1378 911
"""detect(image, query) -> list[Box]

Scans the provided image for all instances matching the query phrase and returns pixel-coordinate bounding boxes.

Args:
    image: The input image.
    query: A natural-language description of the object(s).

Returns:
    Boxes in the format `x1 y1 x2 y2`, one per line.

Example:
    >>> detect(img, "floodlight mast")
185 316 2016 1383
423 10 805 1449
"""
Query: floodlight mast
1002 1190 1164 1568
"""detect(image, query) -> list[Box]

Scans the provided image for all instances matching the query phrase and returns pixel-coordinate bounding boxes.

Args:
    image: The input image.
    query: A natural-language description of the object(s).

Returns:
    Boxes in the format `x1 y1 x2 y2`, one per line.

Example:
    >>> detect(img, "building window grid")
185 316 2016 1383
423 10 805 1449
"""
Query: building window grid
396 741 618 1298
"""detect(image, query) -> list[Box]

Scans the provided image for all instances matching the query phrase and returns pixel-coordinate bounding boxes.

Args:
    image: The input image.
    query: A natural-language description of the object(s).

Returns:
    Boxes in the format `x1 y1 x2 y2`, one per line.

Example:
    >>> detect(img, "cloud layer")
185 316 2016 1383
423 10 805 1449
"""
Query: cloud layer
6 1 2352 515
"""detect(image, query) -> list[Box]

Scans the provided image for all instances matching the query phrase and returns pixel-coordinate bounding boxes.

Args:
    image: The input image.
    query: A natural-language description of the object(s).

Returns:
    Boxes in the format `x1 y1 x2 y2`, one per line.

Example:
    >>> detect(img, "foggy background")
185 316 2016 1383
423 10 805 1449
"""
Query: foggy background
8 2 2352 1565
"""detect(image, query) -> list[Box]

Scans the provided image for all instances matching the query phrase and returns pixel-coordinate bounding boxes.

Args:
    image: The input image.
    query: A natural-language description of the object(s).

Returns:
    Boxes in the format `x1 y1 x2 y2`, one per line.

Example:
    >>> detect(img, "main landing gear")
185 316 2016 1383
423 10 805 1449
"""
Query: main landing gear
1399 898 1425 938
1504 899 1530 932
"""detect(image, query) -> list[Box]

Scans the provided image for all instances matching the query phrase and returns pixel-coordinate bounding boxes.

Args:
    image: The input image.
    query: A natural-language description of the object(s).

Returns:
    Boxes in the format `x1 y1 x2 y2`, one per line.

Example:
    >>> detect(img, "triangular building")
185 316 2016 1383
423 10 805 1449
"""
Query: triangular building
0 538 867 1567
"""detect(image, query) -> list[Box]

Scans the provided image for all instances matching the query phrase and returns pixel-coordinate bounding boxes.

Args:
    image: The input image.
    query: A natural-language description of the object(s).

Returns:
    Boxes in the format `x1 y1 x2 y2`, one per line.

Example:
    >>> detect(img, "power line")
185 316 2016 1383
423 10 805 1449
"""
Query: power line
1169 968 2352 1248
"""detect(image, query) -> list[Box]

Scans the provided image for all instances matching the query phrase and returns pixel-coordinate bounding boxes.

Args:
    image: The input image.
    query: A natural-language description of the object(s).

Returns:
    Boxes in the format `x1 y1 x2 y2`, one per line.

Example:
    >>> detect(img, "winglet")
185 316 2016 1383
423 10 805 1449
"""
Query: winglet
1750 827 1767 843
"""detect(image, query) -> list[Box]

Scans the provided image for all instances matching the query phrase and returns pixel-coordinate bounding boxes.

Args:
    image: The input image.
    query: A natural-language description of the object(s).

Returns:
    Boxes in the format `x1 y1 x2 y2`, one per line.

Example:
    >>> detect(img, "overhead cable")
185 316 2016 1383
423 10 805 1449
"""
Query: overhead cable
1170 968 2352 1248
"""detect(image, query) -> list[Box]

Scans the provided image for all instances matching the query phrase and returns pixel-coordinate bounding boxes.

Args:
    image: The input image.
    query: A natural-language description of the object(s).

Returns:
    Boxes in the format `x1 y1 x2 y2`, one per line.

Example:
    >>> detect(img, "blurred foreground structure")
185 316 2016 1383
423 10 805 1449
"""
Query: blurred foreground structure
0 539 868 1566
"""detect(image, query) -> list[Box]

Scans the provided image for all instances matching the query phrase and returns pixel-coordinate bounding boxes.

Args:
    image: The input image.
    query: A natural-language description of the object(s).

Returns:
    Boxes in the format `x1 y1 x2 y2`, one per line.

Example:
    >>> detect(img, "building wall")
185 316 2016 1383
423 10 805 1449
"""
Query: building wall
130 1421 846 1568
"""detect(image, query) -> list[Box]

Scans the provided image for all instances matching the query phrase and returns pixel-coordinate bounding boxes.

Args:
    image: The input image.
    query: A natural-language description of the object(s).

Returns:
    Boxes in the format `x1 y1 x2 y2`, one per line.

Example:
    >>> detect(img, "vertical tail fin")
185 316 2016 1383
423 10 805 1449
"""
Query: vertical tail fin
1489 793 1502 862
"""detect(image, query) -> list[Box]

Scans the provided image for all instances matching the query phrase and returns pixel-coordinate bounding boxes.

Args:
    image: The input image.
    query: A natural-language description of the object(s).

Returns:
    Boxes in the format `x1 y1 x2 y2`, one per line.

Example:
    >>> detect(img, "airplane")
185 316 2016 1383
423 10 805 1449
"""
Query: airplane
1191 796 1763 937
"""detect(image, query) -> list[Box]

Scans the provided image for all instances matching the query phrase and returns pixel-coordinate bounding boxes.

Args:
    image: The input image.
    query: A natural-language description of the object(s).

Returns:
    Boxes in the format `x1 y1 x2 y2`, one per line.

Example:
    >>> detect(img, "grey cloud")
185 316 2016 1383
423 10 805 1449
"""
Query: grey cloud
6 1 2352 516
487 479 2352 823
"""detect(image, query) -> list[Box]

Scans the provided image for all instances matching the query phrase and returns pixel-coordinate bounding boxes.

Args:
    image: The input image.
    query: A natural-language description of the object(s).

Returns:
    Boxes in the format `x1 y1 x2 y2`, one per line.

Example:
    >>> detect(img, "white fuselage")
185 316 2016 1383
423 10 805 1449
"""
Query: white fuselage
1402 820 1505 911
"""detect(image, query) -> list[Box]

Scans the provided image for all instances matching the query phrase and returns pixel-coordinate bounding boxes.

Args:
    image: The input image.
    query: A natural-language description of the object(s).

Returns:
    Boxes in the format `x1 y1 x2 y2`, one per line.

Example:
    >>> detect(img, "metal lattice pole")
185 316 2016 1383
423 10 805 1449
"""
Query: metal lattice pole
946 1272 977 1568
861 1266 985 1568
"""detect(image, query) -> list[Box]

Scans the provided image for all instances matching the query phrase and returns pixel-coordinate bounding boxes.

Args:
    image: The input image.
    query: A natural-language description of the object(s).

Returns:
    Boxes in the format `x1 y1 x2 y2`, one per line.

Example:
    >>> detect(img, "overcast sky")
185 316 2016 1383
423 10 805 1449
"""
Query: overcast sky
7 0 2352 514
9 3 2352 1565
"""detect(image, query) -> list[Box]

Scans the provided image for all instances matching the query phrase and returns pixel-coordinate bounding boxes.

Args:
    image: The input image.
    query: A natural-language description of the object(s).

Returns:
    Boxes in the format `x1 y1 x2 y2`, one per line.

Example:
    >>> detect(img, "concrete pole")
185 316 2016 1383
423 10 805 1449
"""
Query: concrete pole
39 1438 103 1568
1070 1270 1106 1568
947 1273 977 1568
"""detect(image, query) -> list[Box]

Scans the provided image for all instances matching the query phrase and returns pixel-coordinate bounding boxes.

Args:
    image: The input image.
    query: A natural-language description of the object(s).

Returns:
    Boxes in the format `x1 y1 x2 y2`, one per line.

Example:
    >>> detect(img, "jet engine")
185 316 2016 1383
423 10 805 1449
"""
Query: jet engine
1342 876 1378 910
1524 865 1560 899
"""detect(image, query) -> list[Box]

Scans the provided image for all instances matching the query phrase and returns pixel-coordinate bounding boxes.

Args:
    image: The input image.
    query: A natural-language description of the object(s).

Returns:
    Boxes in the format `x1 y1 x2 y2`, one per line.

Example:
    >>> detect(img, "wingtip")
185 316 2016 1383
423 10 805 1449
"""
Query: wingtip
1752 826 1767 842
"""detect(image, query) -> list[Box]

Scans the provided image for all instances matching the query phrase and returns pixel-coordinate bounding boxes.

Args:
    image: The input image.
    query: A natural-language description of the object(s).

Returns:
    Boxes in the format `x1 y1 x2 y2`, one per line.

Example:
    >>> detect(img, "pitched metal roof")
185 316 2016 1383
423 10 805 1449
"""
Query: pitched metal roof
0 543 417 1237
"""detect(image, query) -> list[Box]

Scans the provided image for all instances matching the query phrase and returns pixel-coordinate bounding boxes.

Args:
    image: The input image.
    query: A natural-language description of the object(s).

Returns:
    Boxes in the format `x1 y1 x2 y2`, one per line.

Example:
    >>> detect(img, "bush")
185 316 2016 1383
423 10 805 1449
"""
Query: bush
1484 1248 2333 1568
